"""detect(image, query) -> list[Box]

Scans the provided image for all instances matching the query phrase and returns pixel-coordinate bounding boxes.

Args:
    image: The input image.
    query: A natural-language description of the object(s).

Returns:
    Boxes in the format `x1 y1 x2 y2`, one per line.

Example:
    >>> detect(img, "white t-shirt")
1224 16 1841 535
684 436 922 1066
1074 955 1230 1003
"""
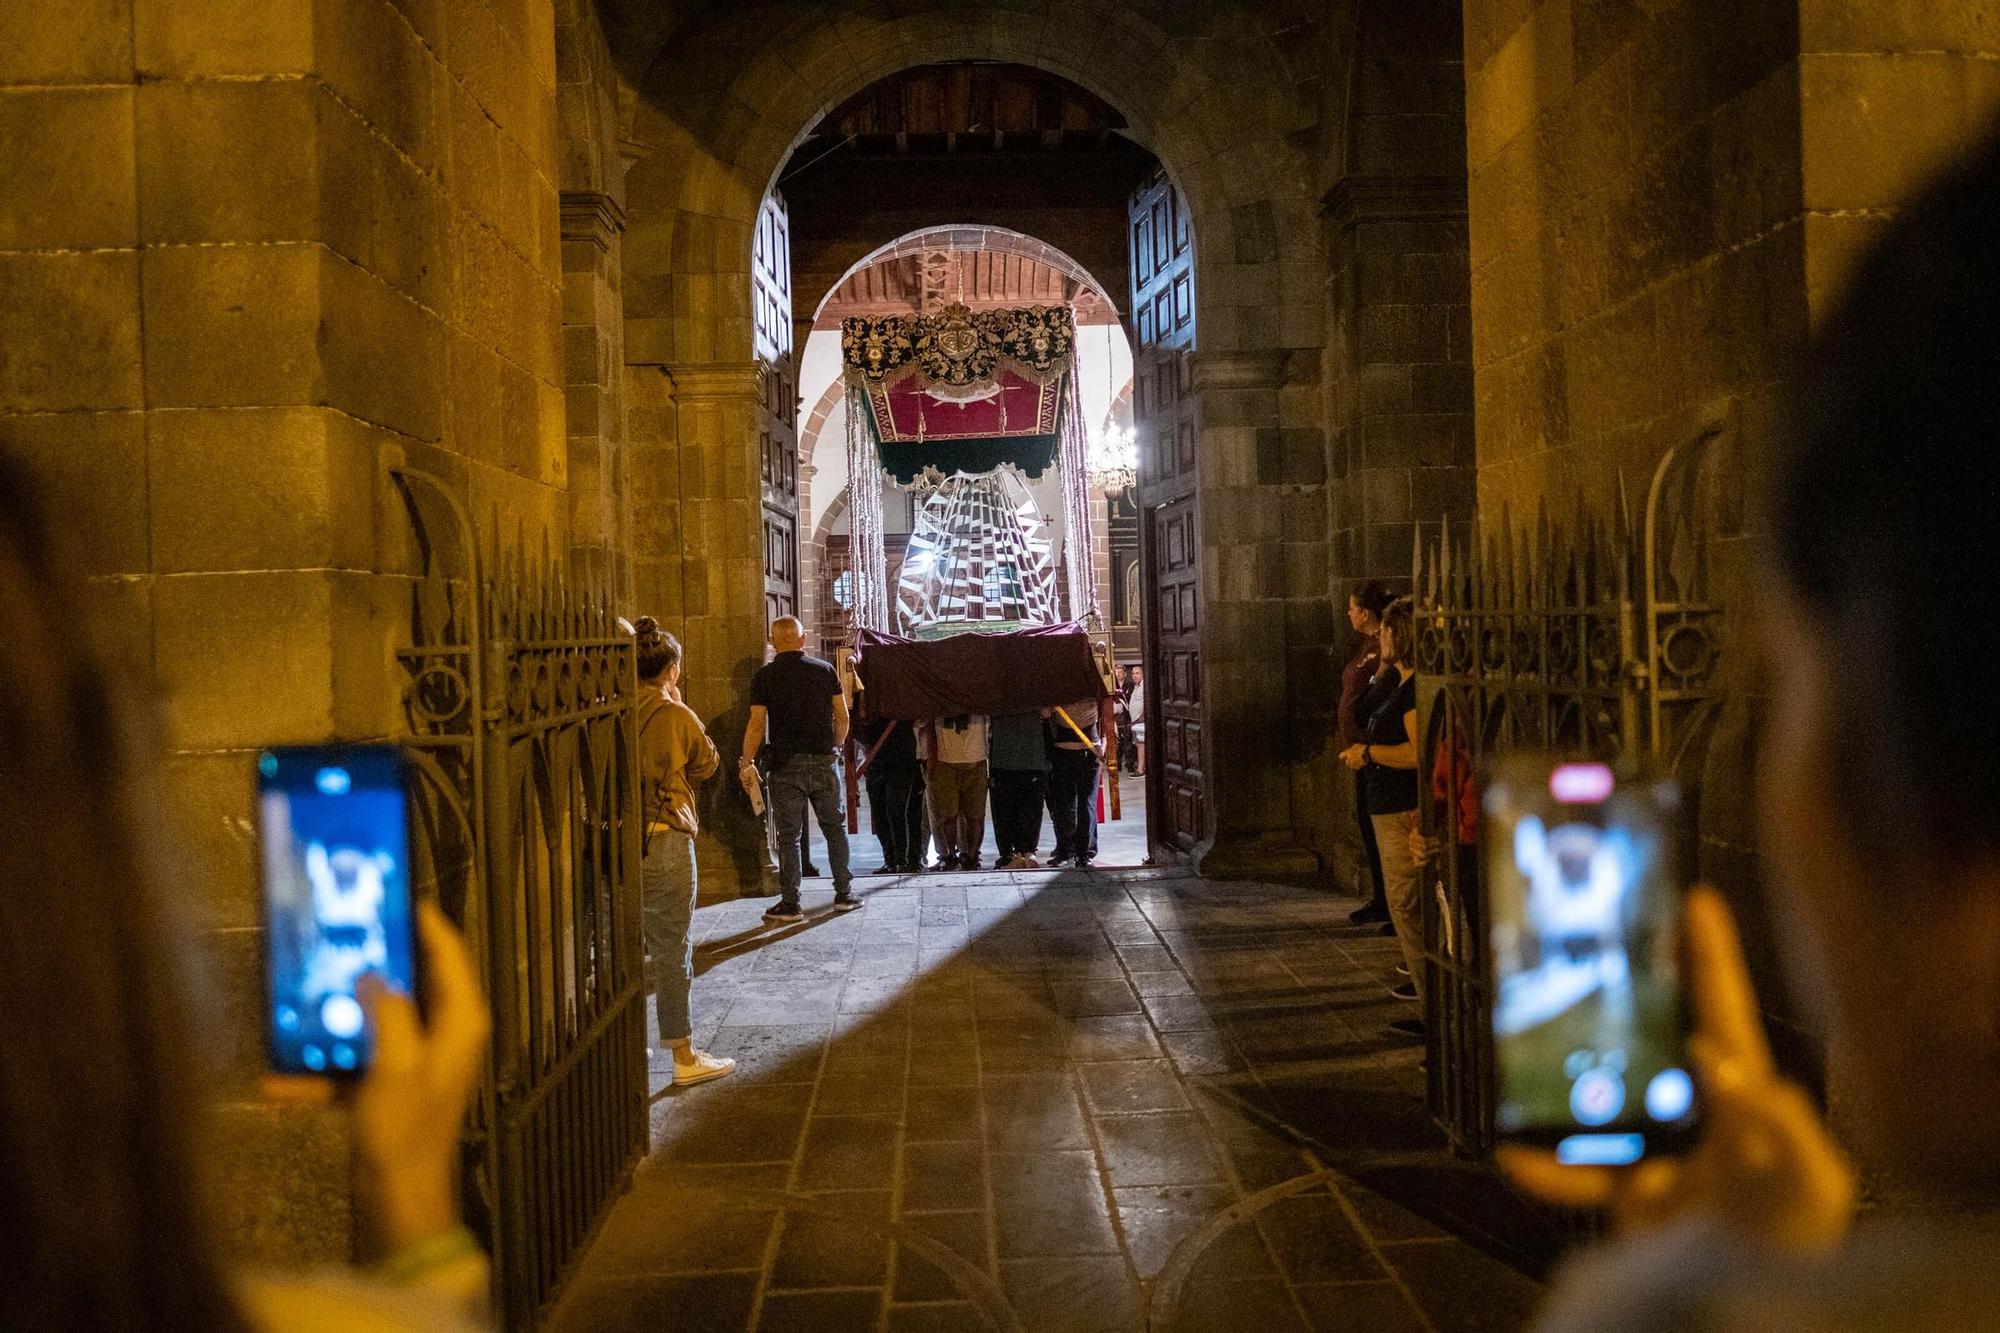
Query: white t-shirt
934 716 989 765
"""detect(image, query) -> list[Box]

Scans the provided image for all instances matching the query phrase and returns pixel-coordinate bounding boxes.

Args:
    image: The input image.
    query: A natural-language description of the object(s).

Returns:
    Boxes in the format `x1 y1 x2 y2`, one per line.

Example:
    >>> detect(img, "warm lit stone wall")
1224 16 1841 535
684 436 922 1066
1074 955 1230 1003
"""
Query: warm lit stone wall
0 0 570 1261
1302 0 1478 880
1460 0 2000 1135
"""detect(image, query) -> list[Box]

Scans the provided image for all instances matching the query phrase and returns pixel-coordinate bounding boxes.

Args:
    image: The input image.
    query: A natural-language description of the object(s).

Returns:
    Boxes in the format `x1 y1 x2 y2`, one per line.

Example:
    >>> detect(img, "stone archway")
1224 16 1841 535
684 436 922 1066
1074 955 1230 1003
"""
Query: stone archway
611 2 1333 883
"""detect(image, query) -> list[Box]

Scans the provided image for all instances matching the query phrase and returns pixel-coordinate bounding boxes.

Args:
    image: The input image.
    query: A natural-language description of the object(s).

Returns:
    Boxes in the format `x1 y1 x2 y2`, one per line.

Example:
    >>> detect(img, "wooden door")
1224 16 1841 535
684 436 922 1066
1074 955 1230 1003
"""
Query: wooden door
1129 168 1203 852
1145 493 1204 851
754 190 799 625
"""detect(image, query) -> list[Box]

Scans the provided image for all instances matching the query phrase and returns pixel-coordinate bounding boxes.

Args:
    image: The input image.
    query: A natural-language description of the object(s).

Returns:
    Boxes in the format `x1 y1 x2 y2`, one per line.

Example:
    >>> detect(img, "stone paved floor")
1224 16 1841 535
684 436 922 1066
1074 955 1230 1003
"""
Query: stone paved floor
805 770 1153 873
553 867 1551 1332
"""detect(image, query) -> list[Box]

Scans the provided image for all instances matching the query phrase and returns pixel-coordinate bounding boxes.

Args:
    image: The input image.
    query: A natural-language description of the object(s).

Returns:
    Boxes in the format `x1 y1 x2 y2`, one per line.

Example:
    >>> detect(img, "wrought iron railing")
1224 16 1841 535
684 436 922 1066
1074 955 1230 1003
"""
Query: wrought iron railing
392 469 648 1329
1411 428 1728 1157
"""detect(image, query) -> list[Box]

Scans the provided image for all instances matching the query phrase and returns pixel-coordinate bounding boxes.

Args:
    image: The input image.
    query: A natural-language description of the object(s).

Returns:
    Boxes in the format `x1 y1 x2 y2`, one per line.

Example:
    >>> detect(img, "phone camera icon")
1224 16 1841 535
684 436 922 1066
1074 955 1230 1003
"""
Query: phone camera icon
1570 1068 1625 1127
331 1044 357 1071
321 993 365 1040
274 1004 300 1033
300 1044 327 1072
1645 1067 1695 1121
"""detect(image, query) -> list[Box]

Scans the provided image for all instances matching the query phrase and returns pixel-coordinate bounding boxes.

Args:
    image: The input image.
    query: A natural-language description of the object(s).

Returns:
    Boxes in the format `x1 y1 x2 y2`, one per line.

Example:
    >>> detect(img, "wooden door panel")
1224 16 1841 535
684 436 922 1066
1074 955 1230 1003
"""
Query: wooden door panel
1132 168 1204 854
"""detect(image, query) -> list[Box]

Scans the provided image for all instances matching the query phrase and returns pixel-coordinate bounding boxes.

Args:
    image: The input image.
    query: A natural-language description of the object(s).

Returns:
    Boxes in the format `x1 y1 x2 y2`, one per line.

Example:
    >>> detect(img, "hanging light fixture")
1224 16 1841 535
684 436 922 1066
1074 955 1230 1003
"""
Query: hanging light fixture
1084 422 1138 497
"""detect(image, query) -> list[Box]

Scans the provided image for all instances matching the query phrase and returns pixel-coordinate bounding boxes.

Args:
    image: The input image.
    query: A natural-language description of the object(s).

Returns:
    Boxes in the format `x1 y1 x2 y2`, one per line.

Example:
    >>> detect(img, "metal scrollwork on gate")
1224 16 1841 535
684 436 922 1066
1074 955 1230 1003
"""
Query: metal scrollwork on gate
392 468 646 1331
1410 429 1727 1158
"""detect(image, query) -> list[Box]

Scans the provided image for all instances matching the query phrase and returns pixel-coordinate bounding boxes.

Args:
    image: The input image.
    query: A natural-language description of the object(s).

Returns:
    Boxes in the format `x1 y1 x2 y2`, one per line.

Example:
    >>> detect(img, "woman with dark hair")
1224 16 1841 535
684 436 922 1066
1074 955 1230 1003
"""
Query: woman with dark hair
0 456 491 1331
1341 579 1397 927
631 616 730 1086
1510 127 2000 1329
1343 596 1423 1038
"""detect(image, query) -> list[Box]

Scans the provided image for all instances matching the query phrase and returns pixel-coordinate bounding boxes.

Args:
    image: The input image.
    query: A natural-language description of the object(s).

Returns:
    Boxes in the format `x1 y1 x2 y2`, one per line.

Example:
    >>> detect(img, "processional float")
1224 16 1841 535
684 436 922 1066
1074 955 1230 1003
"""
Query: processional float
835 301 1119 823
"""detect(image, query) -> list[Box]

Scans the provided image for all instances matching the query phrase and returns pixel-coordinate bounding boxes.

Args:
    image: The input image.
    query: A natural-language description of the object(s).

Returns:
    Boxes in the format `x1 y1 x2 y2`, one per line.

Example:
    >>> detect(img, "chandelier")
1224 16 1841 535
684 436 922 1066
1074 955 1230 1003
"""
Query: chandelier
1084 422 1138 495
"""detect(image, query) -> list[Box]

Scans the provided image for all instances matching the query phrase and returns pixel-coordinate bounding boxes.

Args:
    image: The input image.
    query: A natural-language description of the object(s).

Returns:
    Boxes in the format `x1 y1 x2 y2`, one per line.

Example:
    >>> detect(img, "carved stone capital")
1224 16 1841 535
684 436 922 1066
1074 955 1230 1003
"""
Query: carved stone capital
1190 348 1290 393
1319 175 1468 233
668 361 765 403
560 190 628 253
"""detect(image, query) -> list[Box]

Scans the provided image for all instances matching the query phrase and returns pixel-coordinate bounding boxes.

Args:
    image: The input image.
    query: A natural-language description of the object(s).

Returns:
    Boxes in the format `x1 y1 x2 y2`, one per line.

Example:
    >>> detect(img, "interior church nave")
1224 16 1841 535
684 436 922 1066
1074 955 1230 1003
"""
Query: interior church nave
6 0 2000 1329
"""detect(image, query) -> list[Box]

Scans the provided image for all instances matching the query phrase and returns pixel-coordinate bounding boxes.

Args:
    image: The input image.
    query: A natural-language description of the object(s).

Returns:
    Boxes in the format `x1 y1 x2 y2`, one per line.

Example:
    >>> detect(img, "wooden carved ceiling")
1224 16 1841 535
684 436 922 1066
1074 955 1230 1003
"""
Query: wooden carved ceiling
798 62 1129 158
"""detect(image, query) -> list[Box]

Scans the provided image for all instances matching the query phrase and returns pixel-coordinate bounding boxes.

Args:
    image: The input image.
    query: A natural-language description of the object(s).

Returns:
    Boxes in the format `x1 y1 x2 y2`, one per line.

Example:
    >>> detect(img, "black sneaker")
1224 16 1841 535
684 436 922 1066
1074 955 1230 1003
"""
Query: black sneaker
1075 857 1093 870
763 904 805 924
1388 981 1419 1002
802 863 820 877
959 858 981 872
832 893 863 913
940 852 961 871
1047 854 1074 868
1349 901 1389 924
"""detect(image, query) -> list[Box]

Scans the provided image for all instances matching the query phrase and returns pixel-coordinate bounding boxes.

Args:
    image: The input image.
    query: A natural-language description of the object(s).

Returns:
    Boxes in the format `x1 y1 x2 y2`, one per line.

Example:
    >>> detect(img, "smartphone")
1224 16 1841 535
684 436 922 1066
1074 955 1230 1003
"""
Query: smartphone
257 745 419 1076
1484 754 1699 1163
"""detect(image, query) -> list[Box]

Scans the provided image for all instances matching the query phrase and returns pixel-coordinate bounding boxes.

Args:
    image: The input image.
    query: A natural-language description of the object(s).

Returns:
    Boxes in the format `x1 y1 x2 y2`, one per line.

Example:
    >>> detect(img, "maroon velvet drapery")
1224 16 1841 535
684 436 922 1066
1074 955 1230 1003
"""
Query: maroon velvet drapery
854 624 1106 720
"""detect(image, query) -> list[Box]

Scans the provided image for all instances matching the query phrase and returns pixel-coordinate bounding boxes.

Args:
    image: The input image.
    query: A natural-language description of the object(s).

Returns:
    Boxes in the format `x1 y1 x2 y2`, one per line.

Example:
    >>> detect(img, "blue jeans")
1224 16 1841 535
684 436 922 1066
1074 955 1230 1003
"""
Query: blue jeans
641 830 697 1042
770 753 851 908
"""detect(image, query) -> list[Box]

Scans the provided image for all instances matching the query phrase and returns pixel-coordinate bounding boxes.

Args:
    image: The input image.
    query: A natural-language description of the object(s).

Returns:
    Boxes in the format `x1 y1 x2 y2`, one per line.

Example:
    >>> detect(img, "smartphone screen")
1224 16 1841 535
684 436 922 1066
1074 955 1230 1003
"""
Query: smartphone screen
257 745 417 1076
1485 756 1699 1162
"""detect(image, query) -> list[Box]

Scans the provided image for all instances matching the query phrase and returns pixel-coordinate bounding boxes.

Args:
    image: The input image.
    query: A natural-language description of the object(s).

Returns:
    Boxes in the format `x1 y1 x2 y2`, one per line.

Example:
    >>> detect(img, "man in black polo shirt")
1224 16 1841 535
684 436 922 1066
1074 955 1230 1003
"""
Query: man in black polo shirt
741 617 855 921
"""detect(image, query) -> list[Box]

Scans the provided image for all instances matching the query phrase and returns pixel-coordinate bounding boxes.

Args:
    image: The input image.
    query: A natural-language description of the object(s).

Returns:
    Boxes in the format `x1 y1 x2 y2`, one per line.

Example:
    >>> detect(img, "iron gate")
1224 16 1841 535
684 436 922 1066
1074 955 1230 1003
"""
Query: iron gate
1411 428 1729 1157
393 469 649 1328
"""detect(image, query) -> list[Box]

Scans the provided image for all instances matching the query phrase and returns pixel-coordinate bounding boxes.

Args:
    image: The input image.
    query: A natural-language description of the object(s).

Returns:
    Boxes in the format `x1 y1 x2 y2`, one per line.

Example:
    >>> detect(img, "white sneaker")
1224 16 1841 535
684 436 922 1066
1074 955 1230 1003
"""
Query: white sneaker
673 1050 736 1087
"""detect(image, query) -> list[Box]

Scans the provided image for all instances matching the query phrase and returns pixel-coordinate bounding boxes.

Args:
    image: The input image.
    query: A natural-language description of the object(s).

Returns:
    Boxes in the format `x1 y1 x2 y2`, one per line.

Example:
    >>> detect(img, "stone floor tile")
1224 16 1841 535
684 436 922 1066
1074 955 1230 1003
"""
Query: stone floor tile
1000 1255 1143 1332
899 1139 986 1213
1157 1029 1243 1075
1292 1281 1430 1332
981 1072 1090 1152
1109 1183 1237 1279
706 1024 829 1083
767 1192 893 1290
755 1288 883 1331
1378 1237 1544 1331
892 1210 993 1301
561 870 1550 1332
1254 1189 1385 1284
1131 969 1197 998
1165 1275 1309 1333
1077 1058 1189 1113
1051 977 1144 1016
573 1185 776 1276
551 1273 760 1333
989 1150 1119 1257
661 1083 813 1165
1070 1014 1164 1061
1094 1111 1225 1188
796 1114 901 1191
884 1301 987 1331
1109 943 1176 972
904 1082 982 1141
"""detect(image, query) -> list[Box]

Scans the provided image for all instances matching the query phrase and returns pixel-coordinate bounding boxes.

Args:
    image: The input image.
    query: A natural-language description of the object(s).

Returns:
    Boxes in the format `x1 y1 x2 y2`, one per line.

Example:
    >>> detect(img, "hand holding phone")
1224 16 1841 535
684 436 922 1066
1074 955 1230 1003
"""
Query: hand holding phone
259 746 418 1077
352 902 492 1256
1498 887 1857 1250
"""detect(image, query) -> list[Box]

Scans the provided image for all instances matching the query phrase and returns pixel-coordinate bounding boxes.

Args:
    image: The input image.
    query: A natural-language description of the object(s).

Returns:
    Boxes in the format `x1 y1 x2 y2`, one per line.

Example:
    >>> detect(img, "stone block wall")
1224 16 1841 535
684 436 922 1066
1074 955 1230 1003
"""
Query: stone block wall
0 0 570 1262
1460 0 2000 1129
1302 0 1478 880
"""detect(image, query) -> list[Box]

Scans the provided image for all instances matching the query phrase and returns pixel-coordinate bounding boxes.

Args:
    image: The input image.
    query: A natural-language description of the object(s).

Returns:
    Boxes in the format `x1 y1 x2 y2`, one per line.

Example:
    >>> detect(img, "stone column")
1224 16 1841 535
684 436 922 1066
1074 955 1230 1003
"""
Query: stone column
1 0 567 1264
1190 348 1326 881
659 361 776 902
561 189 631 598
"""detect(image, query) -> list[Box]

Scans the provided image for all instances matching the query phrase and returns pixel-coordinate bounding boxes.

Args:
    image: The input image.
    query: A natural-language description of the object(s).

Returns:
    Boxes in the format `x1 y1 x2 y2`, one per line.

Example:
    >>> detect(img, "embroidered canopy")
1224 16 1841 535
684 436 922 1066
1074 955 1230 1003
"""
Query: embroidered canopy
842 304 1076 483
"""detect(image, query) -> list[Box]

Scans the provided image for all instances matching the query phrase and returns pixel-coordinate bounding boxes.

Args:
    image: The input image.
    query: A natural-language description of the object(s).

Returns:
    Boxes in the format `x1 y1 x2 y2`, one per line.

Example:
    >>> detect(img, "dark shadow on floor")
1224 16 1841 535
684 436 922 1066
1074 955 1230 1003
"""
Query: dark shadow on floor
556 867 1556 1333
